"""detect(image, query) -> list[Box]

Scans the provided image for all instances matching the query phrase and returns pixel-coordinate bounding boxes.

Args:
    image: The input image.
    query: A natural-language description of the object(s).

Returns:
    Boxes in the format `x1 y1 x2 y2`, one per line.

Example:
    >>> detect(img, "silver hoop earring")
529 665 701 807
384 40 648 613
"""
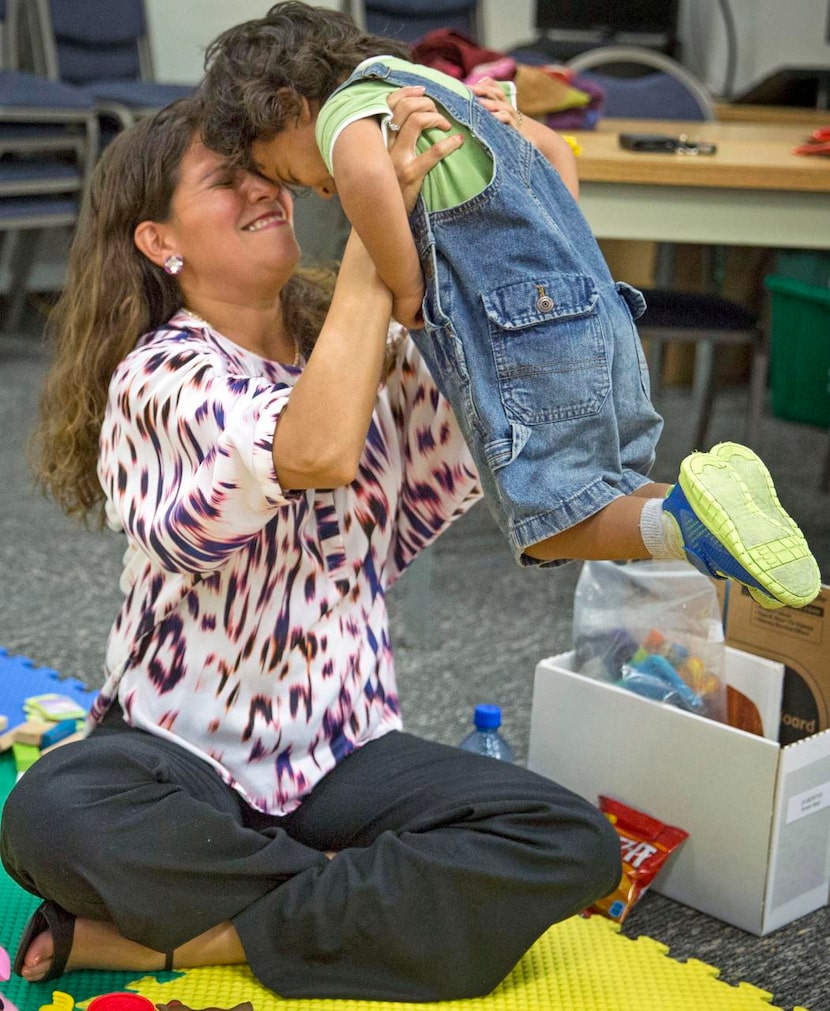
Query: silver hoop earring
163 254 184 275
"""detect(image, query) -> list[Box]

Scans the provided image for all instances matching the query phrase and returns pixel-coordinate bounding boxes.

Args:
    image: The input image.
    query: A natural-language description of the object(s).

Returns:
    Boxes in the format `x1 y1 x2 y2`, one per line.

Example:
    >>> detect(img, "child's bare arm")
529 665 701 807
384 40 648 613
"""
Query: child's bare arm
332 118 425 329
520 116 579 199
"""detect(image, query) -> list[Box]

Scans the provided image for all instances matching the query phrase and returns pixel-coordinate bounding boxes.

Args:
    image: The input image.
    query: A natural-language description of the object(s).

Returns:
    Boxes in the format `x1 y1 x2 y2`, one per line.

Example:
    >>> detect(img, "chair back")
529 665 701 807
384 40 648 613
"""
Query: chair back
29 0 153 84
0 0 20 69
0 0 101 330
567 45 714 121
345 0 481 44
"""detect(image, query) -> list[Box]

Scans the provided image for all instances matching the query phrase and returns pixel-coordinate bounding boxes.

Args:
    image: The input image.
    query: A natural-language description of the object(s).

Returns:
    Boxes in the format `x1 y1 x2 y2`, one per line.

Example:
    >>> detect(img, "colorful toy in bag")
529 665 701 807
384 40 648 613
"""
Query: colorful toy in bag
617 627 722 715
587 796 689 924
573 560 727 722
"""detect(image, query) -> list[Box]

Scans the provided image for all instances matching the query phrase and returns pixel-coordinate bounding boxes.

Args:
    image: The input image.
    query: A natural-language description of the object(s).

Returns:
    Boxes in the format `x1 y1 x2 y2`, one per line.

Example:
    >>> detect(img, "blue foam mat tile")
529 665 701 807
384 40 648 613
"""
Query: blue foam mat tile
0 650 97 732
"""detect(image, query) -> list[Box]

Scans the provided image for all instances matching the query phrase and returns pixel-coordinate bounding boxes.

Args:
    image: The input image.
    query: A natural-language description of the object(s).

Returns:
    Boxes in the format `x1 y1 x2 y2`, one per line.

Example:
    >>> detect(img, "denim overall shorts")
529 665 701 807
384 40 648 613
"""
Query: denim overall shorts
347 62 664 565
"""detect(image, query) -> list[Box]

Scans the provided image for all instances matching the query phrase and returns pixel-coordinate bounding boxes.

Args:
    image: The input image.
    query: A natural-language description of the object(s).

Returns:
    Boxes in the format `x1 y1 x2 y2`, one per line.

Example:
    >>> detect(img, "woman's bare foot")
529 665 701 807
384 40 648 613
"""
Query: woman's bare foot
18 918 168 982
17 917 245 982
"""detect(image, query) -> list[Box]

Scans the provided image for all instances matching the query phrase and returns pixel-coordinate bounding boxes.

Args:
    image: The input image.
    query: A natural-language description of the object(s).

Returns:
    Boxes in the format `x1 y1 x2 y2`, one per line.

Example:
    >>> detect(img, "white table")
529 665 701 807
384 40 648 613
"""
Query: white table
570 118 830 250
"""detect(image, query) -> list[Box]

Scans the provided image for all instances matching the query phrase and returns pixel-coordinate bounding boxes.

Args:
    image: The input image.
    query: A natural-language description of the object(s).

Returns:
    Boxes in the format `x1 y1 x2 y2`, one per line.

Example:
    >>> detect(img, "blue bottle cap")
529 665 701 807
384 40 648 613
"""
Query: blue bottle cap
473 703 502 729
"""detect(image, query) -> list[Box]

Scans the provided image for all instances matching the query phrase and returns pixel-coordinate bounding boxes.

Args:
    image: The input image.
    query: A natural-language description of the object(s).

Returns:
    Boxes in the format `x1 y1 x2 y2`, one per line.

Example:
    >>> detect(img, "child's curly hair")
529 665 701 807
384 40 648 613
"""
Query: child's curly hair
200 1 411 167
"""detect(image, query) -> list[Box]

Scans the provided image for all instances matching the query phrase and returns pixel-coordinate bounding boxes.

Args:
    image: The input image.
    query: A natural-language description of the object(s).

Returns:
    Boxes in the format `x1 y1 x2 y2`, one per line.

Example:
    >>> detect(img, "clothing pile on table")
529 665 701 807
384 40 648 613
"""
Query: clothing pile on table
411 29 605 130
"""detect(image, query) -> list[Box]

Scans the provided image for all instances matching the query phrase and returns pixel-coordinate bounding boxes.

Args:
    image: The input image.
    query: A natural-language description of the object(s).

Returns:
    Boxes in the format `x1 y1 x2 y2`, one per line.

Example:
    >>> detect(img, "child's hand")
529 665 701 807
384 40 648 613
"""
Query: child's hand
470 77 524 130
471 77 580 199
386 86 464 214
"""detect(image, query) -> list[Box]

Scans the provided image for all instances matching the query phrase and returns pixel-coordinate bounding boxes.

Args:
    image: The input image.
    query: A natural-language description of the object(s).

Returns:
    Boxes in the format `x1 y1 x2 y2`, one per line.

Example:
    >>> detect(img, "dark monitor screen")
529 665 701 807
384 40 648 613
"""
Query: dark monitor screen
535 0 679 36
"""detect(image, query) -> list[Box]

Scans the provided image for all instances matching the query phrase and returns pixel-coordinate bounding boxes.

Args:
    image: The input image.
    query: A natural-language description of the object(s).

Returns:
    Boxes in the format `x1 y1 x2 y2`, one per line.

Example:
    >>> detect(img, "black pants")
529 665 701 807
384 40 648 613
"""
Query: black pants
0 710 620 1002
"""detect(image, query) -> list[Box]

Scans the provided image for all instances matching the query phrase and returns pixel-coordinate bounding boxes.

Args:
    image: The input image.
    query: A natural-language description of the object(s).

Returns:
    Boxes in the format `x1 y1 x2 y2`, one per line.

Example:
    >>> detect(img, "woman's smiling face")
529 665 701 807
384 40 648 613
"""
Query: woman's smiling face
164 137 302 295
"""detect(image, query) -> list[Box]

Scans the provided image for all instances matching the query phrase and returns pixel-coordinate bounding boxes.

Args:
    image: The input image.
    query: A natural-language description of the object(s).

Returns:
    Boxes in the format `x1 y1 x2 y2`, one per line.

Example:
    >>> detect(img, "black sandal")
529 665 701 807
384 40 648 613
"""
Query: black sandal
13 900 76 981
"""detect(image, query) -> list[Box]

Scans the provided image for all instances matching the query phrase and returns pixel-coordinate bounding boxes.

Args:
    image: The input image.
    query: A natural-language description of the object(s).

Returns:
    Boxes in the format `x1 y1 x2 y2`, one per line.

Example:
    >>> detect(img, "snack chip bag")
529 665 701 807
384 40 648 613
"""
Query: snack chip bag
587 795 689 924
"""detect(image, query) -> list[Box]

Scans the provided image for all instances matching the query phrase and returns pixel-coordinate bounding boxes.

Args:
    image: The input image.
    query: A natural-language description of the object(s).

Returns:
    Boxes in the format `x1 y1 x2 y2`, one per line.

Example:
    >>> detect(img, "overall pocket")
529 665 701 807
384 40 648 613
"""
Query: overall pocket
483 273 609 425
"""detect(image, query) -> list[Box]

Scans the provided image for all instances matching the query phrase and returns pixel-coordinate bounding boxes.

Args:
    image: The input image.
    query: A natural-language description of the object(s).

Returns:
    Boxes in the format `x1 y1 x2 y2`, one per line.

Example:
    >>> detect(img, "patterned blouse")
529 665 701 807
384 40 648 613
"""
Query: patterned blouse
90 311 480 816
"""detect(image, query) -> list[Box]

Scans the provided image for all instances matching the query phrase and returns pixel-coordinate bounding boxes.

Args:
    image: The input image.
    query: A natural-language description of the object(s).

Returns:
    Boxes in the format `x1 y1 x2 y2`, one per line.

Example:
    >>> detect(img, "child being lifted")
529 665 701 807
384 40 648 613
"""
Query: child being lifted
200 1 820 609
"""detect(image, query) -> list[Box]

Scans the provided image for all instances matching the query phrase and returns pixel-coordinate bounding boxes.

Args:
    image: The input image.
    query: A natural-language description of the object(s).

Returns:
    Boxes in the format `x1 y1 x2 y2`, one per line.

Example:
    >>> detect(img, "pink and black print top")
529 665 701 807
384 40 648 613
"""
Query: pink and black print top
90 311 480 815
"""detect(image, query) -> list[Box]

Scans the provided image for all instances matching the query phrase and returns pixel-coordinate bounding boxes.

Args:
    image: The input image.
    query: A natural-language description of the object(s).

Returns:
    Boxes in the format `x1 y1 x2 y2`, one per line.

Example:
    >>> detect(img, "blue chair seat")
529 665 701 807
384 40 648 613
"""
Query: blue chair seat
0 68 93 109
637 289 767 451
640 290 757 331
85 78 194 109
0 164 80 206
0 193 78 222
581 70 708 121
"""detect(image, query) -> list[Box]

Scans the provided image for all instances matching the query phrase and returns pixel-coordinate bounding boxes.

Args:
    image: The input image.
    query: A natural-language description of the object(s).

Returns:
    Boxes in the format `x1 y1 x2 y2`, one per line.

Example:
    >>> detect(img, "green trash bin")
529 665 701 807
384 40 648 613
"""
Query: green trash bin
773 250 830 288
764 274 830 429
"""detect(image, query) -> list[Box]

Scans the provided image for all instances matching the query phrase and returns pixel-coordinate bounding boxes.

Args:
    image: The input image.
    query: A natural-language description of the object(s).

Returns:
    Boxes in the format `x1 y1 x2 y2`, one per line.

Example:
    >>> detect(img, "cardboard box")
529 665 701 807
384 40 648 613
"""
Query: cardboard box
528 648 830 935
720 583 830 745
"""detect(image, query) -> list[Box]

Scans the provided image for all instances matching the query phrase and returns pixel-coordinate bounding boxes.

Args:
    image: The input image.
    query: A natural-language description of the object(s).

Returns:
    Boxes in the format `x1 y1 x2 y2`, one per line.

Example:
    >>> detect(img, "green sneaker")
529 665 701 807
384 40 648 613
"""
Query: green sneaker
663 443 820 610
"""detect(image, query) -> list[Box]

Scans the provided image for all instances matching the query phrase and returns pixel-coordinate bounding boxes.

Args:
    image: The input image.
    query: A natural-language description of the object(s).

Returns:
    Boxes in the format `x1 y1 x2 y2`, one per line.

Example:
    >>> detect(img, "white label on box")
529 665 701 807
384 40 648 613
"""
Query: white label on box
786 781 830 823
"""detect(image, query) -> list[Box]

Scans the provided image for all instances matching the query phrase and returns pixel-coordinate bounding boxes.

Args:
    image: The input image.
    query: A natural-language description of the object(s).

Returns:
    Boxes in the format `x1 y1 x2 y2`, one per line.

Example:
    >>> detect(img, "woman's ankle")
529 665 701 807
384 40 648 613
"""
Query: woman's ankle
173 921 245 969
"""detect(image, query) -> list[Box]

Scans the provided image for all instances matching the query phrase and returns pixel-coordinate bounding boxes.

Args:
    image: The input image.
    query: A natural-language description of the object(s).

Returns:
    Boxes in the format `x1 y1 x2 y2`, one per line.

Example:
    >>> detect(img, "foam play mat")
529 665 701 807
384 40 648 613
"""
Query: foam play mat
1 912 811 1011
0 651 811 1011
0 650 97 735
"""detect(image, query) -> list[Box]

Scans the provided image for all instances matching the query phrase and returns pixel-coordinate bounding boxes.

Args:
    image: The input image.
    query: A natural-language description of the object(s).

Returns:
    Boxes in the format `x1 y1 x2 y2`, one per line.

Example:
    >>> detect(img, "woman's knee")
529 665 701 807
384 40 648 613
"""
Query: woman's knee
0 742 105 881
480 766 622 902
504 777 621 909
450 787 620 998
577 799 622 898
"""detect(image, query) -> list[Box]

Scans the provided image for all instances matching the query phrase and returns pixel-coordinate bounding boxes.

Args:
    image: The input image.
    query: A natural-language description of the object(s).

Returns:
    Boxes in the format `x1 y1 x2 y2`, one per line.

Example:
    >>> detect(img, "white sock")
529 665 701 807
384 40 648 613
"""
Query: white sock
639 495 685 560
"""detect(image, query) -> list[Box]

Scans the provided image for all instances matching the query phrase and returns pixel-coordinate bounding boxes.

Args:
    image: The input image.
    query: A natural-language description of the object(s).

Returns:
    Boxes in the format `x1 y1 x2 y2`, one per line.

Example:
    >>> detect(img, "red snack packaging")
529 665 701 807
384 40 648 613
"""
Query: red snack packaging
588 795 689 924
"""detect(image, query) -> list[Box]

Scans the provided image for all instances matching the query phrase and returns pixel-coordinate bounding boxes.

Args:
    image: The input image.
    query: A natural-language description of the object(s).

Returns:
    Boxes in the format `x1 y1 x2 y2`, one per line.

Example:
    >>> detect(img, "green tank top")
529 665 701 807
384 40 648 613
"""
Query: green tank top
315 56 514 212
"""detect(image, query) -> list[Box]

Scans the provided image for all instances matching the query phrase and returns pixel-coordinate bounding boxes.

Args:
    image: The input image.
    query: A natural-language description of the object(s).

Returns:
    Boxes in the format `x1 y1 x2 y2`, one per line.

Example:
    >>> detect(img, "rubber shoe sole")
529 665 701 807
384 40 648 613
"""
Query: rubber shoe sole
707 442 822 608
673 445 820 609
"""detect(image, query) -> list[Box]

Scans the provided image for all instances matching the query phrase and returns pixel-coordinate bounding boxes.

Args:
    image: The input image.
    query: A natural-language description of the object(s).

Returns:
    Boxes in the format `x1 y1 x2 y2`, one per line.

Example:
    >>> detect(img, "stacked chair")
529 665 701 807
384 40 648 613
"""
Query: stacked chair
343 0 483 43
1 0 196 331
0 0 98 331
23 0 194 130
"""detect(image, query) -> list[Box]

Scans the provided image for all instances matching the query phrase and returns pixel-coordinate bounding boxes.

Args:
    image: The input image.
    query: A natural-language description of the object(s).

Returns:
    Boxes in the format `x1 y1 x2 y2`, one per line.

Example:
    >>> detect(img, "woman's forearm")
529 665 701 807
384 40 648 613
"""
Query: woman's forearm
272 231 393 489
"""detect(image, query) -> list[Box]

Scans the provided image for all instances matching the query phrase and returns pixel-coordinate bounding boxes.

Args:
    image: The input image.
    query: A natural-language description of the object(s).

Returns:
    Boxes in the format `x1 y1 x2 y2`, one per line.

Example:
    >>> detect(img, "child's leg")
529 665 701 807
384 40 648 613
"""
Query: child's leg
525 443 820 610
524 485 669 563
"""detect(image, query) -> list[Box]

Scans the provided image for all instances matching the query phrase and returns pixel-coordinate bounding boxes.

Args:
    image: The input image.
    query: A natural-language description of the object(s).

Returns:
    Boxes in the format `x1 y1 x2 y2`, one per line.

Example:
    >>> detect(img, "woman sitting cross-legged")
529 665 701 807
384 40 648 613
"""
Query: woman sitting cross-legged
0 93 620 1002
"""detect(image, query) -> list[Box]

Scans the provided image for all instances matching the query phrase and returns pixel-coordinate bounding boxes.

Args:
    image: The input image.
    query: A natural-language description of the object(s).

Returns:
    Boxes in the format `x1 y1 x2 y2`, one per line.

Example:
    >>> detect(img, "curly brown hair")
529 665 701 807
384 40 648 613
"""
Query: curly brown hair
31 96 334 525
200 1 410 166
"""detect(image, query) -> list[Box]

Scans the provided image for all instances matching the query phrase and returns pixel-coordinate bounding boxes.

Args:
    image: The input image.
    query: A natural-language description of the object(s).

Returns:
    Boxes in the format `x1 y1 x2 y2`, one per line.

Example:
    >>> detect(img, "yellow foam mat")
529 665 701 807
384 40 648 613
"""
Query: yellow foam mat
67 914 808 1011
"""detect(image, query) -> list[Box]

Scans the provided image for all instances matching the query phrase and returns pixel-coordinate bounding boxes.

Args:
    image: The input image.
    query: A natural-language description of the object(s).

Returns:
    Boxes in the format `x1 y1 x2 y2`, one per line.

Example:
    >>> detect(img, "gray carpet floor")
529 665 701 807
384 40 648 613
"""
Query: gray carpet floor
1 305 829 1010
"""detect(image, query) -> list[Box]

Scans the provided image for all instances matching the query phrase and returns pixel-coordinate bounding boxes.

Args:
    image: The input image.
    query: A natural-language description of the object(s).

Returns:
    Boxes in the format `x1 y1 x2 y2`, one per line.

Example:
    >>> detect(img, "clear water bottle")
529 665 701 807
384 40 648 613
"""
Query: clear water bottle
459 704 515 761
